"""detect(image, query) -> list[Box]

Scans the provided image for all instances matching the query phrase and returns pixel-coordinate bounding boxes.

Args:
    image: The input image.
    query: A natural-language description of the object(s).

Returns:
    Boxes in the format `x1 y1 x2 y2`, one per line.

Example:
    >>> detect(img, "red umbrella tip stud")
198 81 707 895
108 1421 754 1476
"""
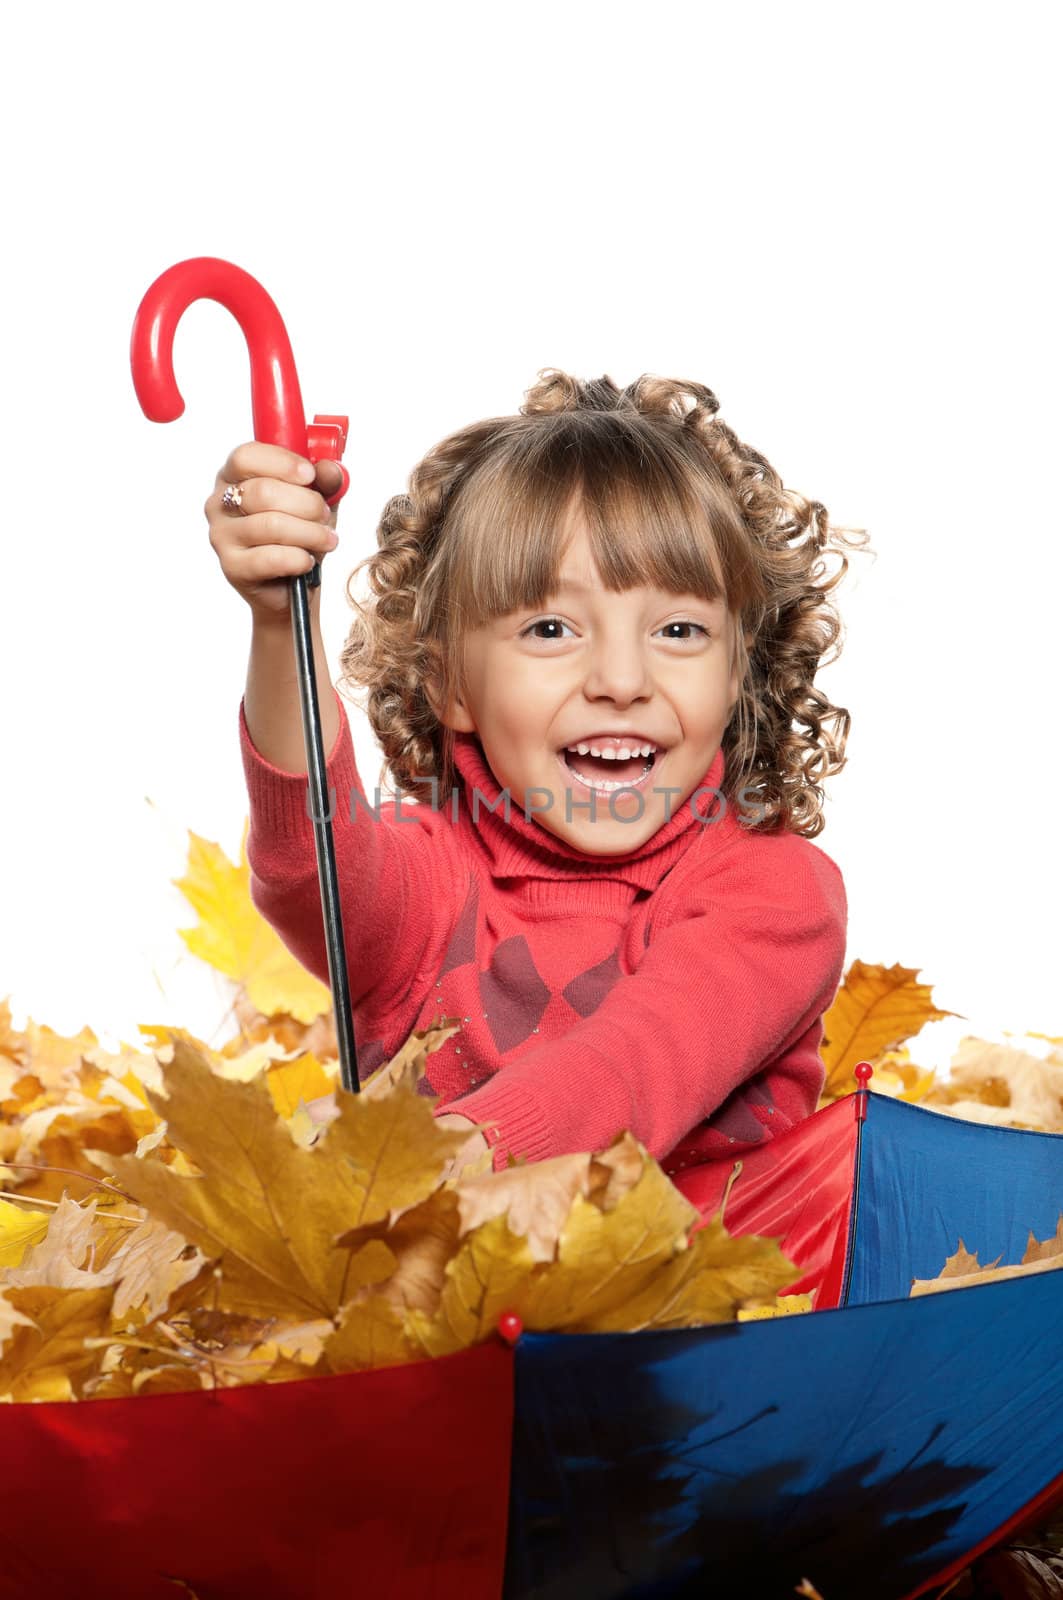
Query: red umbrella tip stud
854 1062 874 1087
497 1312 523 1345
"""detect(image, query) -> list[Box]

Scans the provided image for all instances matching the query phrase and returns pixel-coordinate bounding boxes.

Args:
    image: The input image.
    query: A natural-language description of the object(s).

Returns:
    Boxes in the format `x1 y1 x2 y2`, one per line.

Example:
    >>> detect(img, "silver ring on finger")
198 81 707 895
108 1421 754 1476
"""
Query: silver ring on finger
221 483 244 514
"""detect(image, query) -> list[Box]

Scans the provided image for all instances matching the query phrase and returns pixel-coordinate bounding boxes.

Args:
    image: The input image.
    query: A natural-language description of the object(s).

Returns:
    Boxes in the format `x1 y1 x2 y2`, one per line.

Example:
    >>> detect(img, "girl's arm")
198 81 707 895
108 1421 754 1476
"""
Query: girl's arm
239 618 467 1016
243 609 339 775
433 836 848 1169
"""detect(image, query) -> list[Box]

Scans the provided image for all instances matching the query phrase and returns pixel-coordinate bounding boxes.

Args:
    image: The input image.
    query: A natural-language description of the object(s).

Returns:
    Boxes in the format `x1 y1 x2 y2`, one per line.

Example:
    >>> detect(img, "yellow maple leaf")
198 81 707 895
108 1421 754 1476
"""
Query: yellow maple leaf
403 1214 538 1358
0 997 27 1067
173 825 331 1024
866 1048 938 1104
820 960 959 1100
0 1198 51 1268
265 1053 338 1119
327 1290 423 1373
0 1284 116 1401
93 1036 471 1322
738 1293 815 1321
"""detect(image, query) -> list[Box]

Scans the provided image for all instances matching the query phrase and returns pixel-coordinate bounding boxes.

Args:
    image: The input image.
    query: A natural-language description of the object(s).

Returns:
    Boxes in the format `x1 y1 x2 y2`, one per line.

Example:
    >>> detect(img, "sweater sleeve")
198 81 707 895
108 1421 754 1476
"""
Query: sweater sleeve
238 686 466 1012
435 835 848 1168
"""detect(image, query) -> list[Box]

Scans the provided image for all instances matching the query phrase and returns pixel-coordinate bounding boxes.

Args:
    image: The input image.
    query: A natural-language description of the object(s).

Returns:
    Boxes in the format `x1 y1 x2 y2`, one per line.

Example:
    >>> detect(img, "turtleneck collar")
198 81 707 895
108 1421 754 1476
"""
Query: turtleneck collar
448 731 727 894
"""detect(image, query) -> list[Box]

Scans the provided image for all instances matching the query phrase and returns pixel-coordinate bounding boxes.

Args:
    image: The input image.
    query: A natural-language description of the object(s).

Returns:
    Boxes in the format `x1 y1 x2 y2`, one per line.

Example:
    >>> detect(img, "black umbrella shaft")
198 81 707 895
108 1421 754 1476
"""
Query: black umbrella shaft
289 563 358 1093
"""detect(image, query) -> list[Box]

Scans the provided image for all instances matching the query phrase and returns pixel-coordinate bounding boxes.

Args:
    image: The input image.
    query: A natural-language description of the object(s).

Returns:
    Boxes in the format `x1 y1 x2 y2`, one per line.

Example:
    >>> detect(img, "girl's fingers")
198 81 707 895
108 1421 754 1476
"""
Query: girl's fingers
209 442 342 527
210 478 335 527
310 458 345 502
206 444 342 612
221 508 339 554
219 441 314 488
234 543 323 584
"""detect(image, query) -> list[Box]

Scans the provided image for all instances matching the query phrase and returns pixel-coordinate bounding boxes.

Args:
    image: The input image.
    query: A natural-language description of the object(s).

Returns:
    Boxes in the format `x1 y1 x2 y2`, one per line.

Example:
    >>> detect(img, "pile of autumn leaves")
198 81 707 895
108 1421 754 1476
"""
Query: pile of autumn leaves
0 1010 802 1404
2 826 1062 1405
0 830 801 1404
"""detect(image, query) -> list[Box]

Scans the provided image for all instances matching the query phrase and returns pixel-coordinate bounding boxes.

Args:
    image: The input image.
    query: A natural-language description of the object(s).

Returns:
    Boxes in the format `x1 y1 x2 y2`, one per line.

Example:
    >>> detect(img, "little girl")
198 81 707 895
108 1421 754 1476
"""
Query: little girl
207 370 868 1185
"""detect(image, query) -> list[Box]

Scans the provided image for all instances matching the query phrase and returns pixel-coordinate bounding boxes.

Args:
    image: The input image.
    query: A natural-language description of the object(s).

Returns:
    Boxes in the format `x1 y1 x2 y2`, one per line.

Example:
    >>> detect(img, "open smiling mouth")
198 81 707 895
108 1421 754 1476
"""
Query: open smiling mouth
555 747 661 793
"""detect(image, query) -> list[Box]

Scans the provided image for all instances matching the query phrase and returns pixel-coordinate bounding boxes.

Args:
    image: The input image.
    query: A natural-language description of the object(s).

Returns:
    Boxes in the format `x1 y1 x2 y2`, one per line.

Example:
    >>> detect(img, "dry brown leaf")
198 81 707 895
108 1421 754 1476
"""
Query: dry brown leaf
1 1194 117 1292
336 1187 464 1317
16 1019 102 1091
359 1020 462 1100
571 1201 795 1334
97 1216 208 1322
226 992 339 1060
449 1132 646 1263
0 1290 34 1350
0 998 28 1068
1024 1216 1063 1263
404 1158 795 1358
911 1214 1063 1297
81 1042 166 1098
923 1036 1063 1132
0 1194 208 1324
403 1215 538 1358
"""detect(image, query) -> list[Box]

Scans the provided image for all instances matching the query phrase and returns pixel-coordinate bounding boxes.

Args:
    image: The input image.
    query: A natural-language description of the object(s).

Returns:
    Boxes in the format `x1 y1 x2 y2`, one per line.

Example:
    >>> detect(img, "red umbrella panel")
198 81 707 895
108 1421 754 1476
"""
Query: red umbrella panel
0 1340 514 1600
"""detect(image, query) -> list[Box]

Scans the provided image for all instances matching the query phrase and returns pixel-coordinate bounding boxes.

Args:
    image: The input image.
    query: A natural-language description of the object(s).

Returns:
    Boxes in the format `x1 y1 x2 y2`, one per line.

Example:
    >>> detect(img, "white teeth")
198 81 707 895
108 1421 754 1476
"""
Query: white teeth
564 765 653 793
560 746 657 793
565 741 657 759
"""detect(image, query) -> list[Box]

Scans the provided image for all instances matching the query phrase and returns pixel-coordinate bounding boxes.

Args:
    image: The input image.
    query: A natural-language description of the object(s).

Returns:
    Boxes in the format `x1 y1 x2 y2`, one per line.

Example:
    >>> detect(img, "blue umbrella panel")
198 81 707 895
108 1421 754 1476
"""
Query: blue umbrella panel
504 1092 1063 1600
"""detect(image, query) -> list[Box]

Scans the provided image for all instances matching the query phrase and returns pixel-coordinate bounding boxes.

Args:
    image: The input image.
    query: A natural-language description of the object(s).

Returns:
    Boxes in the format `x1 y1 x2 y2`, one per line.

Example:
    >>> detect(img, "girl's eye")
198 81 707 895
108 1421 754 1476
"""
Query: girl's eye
520 617 575 641
656 621 710 641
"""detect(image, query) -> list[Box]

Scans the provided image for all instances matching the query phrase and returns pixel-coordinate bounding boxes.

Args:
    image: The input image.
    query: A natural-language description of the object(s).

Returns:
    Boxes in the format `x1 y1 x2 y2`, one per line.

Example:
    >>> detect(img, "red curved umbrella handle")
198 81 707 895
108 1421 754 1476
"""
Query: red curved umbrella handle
129 256 359 1095
130 255 351 507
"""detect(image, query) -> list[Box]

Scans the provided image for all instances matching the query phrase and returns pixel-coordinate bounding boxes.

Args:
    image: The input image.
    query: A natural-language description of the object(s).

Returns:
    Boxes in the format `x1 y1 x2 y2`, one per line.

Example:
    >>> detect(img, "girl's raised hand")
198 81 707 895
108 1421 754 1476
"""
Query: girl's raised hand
205 441 344 625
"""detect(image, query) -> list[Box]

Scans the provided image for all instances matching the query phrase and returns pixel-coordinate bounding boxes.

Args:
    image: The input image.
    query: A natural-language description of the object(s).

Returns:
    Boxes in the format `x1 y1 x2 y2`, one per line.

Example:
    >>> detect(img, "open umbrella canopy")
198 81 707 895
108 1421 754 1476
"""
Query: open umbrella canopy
3 1090 1061 1599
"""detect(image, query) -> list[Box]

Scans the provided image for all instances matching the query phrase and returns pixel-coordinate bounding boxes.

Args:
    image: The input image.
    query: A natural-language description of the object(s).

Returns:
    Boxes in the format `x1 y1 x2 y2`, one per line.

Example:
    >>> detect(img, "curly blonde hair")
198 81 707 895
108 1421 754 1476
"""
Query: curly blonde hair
338 370 871 839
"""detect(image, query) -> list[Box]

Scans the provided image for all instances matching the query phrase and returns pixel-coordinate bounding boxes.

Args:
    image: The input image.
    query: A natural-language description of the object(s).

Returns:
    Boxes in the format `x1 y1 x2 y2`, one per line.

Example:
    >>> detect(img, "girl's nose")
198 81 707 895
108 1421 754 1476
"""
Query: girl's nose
581 636 653 704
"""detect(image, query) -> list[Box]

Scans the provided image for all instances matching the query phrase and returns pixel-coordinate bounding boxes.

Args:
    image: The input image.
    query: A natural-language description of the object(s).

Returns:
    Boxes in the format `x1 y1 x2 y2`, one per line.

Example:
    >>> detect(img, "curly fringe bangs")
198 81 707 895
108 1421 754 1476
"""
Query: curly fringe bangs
339 370 871 839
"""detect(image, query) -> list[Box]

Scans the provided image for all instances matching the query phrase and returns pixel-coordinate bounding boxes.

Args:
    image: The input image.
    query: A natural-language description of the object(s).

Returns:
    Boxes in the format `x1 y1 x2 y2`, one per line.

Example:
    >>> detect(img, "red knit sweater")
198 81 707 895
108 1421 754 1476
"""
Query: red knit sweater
239 688 848 1181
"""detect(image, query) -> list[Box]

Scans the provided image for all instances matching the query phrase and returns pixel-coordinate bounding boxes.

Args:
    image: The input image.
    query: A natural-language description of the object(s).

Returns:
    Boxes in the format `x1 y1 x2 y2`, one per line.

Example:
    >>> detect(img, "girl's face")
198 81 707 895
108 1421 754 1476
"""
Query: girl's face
437 510 741 856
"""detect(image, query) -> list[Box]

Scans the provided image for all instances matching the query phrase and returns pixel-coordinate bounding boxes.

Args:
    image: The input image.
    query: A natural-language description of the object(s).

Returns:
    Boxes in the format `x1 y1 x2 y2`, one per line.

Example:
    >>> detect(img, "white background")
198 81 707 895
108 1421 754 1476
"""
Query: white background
1 2 1058 1072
